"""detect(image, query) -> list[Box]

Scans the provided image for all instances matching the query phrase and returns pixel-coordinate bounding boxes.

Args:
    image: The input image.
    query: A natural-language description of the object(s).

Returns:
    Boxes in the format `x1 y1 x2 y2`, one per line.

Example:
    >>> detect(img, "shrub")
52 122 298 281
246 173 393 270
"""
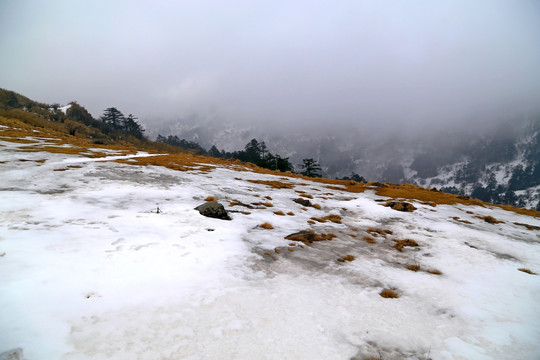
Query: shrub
273 210 285 216
287 211 295 216
205 196 217 202
260 222 274 229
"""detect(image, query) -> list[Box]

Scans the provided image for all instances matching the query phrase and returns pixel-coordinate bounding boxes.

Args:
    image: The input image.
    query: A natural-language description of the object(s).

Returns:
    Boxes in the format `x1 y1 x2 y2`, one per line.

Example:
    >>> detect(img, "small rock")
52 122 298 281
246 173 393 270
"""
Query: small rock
195 201 231 220
293 198 312 207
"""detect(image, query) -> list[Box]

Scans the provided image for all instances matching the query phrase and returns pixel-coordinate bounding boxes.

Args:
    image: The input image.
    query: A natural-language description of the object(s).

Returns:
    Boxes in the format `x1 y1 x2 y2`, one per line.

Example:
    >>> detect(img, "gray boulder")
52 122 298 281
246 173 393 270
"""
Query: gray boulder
195 201 231 220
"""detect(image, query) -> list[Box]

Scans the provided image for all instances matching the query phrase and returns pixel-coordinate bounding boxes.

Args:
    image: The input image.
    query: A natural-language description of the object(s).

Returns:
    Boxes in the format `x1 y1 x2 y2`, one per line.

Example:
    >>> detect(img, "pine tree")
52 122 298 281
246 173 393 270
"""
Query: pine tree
100 107 124 130
300 158 322 177
122 114 144 139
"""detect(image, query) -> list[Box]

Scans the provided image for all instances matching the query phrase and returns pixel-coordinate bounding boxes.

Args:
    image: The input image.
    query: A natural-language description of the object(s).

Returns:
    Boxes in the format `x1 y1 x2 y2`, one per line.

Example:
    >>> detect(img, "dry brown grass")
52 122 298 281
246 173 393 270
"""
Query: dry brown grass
406 264 421 272
376 183 485 207
310 214 342 224
392 239 419 252
514 222 540 231
307 220 316 224
380 289 399 299
247 179 294 189
363 236 376 244
284 230 336 245
264 195 272 200
298 193 313 199
426 269 442 275
263 202 274 207
337 255 355 262
366 228 393 237
287 211 295 216
452 216 473 224
204 196 217 202
312 203 322 209
518 268 537 275
273 210 285 216
476 215 504 224
260 222 274 229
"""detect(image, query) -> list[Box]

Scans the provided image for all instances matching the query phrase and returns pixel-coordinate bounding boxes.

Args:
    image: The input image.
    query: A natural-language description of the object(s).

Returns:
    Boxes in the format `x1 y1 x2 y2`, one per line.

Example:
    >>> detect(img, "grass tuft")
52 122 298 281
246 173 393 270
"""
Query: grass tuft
363 236 376 244
310 214 342 224
366 228 393 237
260 222 274 229
247 179 294 189
518 268 537 275
392 239 419 252
273 210 285 216
287 211 295 216
475 215 504 224
204 196 217 202
380 289 399 299
312 203 322 209
337 255 355 262
452 216 473 224
514 222 540 231
406 264 420 272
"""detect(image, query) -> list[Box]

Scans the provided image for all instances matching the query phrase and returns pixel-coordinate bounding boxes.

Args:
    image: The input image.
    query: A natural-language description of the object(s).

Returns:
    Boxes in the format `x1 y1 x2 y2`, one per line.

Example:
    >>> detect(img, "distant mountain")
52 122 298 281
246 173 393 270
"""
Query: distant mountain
147 114 540 210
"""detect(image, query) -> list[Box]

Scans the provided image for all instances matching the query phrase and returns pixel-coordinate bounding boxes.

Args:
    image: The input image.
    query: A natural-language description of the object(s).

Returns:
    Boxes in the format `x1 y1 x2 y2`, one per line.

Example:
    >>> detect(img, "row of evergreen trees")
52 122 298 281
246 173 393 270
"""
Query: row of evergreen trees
156 136 328 177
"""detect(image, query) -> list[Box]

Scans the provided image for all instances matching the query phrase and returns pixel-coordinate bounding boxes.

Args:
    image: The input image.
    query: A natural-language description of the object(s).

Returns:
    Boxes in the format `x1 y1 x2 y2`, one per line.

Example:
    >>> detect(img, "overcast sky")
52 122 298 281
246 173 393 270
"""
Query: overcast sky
1 0 539 130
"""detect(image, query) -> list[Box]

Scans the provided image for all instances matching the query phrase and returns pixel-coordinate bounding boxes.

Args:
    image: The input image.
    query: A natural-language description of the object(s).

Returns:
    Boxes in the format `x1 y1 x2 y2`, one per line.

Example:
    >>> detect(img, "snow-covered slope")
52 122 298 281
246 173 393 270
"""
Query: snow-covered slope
1 126 539 360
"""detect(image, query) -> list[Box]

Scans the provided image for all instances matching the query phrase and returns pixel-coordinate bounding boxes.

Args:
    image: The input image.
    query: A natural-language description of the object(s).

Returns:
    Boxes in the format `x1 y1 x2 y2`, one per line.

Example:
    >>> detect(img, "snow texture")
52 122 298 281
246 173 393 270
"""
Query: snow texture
1 132 539 360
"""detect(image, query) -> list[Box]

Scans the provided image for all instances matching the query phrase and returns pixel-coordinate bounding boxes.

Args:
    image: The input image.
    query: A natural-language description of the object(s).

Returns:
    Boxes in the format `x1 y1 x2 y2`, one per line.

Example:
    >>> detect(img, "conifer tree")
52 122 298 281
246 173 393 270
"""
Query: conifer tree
300 158 322 177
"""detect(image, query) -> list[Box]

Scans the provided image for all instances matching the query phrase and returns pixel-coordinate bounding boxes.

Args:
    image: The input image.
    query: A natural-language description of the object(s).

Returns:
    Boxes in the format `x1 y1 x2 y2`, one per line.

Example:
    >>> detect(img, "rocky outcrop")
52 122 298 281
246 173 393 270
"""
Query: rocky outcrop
195 201 231 220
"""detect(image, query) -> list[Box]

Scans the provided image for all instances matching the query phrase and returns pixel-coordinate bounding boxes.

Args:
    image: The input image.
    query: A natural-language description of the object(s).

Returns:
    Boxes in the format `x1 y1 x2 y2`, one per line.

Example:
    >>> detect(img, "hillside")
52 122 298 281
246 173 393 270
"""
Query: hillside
1 112 539 359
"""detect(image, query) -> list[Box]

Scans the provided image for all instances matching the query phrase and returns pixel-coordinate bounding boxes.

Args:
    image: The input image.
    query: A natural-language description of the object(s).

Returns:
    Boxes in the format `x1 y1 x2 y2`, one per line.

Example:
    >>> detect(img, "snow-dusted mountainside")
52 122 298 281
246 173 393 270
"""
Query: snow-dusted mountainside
1 121 539 360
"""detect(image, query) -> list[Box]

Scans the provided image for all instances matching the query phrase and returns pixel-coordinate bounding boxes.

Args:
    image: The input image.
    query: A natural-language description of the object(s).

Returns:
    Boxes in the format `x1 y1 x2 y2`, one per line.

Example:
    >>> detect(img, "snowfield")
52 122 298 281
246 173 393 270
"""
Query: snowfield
1 133 539 360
